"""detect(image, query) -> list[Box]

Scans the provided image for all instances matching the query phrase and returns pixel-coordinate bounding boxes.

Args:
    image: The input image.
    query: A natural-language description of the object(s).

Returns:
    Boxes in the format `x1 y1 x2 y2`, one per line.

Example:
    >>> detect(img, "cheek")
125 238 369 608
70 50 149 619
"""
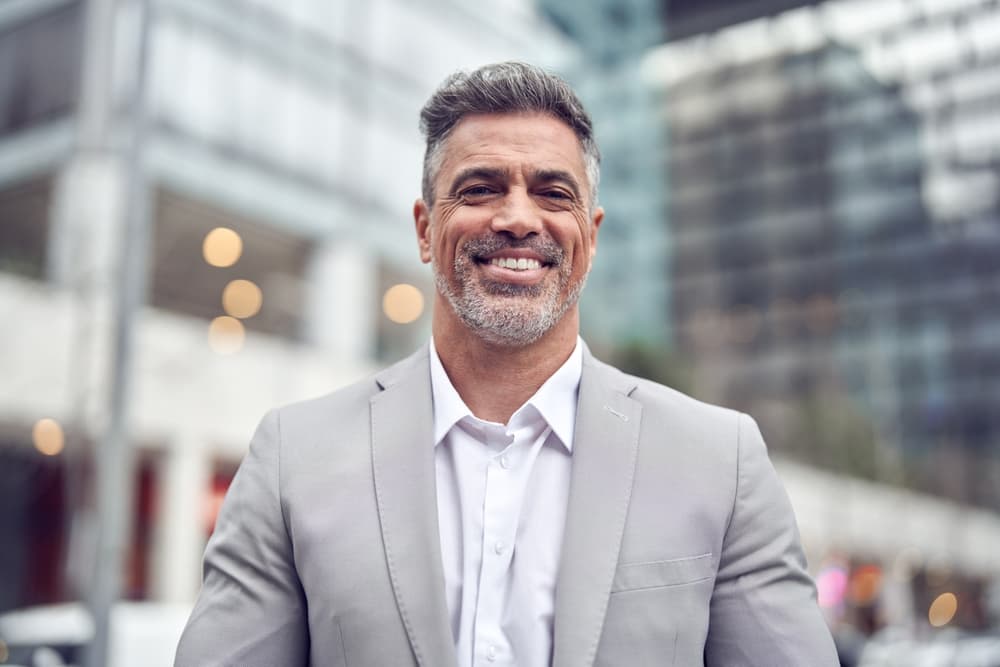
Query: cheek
431 229 467 271
428 213 456 260
434 211 482 259
569 215 594 261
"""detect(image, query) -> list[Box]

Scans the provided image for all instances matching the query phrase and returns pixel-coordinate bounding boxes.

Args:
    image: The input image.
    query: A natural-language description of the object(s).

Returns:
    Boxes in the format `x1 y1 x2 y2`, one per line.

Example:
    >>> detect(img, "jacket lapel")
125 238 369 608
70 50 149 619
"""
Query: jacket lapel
553 352 641 667
370 348 458 667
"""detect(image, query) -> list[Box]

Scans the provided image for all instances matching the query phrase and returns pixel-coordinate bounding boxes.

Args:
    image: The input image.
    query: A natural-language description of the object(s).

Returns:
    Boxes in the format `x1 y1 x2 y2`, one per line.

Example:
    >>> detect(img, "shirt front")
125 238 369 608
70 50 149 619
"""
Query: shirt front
430 338 581 667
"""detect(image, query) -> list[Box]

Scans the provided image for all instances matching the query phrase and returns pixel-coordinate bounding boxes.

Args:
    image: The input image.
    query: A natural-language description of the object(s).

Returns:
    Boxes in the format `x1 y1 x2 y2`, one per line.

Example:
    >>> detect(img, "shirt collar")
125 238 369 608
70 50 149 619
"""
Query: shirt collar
428 337 582 452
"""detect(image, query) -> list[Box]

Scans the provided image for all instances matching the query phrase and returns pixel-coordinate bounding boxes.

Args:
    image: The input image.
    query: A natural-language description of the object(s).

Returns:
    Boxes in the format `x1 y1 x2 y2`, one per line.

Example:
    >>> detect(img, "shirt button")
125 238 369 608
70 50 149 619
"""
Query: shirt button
487 645 498 661
494 540 506 555
499 454 510 469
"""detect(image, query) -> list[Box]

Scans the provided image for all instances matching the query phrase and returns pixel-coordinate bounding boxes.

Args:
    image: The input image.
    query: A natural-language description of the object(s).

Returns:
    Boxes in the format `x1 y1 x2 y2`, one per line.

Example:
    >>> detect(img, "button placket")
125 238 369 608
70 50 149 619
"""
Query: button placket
473 429 520 666
468 418 553 666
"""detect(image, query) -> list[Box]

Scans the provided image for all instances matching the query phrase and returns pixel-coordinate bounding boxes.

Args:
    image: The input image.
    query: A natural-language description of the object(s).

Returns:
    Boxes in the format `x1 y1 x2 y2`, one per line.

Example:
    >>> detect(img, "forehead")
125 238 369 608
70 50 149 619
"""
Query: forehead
436 112 588 184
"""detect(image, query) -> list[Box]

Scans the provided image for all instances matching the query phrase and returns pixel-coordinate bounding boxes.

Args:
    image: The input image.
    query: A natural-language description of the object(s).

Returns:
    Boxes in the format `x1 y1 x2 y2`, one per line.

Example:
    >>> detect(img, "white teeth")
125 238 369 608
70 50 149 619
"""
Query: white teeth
490 257 541 270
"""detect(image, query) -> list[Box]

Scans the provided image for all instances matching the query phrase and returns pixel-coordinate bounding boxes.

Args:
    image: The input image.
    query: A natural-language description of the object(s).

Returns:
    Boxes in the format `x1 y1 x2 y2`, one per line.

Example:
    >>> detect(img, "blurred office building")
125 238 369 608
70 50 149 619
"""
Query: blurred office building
651 0 1000 510
0 0 570 618
538 0 673 346
636 0 1000 642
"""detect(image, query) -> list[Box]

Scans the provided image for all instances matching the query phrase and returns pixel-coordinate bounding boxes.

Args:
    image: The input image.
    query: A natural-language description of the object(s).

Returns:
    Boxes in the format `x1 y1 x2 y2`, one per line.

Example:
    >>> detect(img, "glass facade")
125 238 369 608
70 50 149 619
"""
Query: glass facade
0 3 80 135
652 2 1000 511
540 0 673 346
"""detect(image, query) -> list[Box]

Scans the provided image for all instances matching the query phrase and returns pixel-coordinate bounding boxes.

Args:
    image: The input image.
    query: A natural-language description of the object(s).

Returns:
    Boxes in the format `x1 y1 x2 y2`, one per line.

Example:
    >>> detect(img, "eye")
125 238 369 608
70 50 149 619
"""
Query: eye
542 189 572 199
537 188 576 207
460 184 497 199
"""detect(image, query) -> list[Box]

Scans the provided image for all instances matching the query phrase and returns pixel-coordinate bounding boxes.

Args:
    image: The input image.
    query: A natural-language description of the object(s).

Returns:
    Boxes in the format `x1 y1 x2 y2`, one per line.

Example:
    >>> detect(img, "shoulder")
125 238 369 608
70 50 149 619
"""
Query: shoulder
580 351 758 494
583 351 744 442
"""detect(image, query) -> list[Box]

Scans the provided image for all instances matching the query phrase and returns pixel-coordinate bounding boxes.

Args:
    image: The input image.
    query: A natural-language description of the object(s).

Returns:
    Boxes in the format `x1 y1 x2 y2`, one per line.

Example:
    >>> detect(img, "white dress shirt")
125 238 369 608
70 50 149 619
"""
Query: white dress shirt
429 338 581 667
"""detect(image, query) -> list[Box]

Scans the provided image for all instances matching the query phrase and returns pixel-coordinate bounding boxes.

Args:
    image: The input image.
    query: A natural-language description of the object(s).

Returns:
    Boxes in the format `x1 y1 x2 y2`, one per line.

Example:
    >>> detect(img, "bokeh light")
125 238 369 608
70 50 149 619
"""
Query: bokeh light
222 279 263 319
202 227 243 267
208 316 245 354
816 565 849 608
847 564 883 606
32 418 65 456
203 486 227 534
928 592 958 627
383 283 424 324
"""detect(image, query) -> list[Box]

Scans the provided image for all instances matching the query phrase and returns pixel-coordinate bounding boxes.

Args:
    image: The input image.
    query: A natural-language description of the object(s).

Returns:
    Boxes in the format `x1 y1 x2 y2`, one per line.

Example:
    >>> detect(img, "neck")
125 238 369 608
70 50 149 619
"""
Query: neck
432 304 579 424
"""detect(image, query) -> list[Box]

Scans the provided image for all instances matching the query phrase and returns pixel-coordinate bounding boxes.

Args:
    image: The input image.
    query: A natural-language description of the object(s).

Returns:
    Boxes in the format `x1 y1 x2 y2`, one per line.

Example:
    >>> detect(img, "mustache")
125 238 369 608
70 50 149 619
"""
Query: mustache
460 234 564 265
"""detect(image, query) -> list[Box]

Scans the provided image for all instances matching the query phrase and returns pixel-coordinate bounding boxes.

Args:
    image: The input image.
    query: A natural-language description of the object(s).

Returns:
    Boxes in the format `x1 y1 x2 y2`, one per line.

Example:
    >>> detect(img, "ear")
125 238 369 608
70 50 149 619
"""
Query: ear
587 206 604 267
414 199 433 264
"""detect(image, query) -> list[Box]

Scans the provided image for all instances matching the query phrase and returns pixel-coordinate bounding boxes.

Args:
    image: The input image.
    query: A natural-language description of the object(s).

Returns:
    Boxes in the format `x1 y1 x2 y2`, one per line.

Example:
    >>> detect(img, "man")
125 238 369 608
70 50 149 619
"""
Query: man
176 62 838 666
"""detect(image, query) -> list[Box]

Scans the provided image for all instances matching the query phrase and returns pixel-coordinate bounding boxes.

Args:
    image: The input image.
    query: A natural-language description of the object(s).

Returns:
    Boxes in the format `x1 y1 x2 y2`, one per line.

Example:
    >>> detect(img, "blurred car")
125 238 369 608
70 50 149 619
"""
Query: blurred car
0 602 190 667
859 627 1000 667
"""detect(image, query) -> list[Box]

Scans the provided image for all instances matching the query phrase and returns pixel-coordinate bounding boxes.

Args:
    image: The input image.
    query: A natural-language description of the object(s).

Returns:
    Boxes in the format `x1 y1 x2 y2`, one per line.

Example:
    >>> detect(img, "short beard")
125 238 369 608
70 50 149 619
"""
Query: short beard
434 234 587 346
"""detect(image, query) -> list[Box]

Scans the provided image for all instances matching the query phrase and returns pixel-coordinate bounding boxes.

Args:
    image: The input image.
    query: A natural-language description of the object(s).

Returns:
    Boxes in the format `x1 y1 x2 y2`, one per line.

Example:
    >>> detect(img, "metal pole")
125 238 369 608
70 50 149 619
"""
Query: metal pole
76 0 115 152
78 0 154 664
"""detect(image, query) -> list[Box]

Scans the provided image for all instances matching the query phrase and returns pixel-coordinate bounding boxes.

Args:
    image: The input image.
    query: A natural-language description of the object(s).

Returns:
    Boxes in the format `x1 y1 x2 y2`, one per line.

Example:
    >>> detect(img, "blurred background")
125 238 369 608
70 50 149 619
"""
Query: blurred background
1 0 999 665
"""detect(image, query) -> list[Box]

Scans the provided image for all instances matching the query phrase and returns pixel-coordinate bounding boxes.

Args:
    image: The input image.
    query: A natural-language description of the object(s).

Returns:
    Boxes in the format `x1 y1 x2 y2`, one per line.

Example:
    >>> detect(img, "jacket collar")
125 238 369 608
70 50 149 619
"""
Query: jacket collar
372 343 641 667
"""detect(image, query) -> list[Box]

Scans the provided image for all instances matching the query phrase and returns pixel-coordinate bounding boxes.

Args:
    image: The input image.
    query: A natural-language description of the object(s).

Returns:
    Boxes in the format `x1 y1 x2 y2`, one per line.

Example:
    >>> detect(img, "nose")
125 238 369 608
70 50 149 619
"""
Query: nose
490 188 543 238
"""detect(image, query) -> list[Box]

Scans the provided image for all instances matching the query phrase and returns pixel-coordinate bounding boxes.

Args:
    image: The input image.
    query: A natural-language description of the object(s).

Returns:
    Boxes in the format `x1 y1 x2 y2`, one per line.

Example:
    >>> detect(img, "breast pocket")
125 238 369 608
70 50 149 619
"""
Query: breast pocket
611 552 715 593
596 553 716 667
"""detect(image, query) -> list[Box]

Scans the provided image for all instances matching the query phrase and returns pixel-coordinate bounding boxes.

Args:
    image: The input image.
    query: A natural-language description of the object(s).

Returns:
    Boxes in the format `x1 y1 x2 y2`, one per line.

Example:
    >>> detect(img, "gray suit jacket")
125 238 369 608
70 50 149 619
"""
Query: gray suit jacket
175 345 838 666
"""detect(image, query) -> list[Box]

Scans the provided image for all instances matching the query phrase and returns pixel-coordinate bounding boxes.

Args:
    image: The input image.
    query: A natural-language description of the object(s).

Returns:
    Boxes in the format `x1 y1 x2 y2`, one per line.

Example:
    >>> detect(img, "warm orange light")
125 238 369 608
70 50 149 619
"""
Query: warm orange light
32 418 65 456
928 592 958 627
383 284 424 324
847 564 883 606
222 279 263 319
208 316 245 354
203 227 243 267
203 487 227 535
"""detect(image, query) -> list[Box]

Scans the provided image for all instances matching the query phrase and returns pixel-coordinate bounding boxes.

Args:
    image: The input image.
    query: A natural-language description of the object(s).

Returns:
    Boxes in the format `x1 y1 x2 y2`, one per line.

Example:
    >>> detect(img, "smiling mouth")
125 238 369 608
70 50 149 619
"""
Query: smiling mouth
463 235 563 275
488 257 544 271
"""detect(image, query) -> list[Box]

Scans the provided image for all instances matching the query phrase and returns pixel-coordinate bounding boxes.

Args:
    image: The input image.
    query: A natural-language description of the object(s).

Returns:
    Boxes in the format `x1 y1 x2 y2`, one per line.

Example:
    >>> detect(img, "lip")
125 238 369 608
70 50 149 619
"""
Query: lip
478 261 549 285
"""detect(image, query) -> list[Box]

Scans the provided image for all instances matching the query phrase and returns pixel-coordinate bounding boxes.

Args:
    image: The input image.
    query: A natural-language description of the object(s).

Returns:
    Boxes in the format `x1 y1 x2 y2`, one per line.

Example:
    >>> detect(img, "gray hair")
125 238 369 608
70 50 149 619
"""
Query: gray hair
419 61 601 208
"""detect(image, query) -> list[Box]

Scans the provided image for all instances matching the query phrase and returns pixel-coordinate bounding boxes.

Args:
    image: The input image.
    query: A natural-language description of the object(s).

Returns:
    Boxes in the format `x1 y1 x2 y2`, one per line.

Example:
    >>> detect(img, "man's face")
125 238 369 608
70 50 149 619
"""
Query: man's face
414 112 603 346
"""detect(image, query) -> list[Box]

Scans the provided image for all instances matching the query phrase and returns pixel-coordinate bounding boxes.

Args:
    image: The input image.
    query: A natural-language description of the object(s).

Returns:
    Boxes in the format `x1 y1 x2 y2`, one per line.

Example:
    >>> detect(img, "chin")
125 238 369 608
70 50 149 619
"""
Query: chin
434 261 585 346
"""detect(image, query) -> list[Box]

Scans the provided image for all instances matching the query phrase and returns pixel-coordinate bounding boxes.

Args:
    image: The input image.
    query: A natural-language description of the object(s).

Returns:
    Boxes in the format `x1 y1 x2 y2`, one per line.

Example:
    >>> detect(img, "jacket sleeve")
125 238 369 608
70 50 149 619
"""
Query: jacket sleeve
704 413 838 666
174 410 309 667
